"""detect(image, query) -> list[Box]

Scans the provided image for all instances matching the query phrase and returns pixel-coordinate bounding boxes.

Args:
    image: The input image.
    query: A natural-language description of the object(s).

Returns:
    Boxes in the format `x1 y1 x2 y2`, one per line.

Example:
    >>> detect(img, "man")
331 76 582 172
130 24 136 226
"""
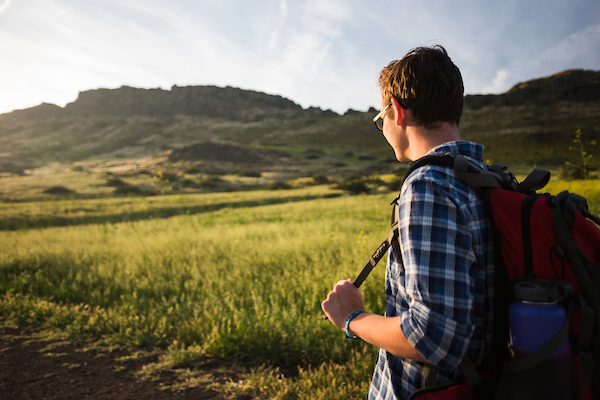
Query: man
321 45 495 399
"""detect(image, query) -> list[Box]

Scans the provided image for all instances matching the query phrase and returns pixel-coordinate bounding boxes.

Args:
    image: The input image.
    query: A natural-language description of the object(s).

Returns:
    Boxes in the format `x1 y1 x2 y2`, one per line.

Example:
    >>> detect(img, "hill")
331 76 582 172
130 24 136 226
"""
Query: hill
0 69 598 178
464 69 600 108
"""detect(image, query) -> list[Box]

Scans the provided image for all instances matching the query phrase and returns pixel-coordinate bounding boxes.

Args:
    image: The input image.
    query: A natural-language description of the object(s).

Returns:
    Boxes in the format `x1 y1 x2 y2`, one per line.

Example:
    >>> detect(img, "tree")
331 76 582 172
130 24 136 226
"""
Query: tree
565 129 596 180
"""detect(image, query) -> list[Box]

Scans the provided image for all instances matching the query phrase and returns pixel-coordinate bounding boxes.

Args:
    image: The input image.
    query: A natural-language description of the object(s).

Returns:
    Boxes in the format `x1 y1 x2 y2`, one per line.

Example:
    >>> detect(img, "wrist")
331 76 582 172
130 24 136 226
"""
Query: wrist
345 310 366 340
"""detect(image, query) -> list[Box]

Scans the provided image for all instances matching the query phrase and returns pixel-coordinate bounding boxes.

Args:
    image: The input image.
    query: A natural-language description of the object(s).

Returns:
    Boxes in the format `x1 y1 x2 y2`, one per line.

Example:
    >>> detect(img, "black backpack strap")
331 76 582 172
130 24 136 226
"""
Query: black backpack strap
390 200 402 263
501 309 570 375
572 295 594 400
452 155 504 189
516 168 551 193
352 154 476 290
551 191 600 398
352 220 399 288
423 364 438 387
389 153 507 264
401 153 545 192
459 355 483 387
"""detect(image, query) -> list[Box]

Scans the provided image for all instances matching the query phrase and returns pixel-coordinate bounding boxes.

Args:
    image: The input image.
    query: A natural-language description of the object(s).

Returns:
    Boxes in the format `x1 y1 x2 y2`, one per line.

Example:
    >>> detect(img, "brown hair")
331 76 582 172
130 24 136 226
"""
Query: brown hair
378 45 464 128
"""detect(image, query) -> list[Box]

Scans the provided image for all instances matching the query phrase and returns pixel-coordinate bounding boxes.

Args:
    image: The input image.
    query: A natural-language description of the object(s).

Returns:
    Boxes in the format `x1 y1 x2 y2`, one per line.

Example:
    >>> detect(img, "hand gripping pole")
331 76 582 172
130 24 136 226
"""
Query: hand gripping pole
322 222 399 320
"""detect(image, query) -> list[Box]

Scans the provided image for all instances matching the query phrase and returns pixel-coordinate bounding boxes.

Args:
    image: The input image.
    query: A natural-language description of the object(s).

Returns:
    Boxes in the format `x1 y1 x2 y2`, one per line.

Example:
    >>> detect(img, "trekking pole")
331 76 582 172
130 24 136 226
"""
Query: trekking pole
323 223 398 320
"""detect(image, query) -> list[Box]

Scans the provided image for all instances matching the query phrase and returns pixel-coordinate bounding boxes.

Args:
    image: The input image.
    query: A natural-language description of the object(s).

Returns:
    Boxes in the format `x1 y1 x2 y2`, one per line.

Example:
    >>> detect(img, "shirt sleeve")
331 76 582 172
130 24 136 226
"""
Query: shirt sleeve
397 177 478 371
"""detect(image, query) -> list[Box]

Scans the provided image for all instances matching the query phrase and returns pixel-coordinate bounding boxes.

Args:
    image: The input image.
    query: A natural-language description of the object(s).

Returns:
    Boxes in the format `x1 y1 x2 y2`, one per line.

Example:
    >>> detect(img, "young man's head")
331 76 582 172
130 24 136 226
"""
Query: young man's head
378 45 464 129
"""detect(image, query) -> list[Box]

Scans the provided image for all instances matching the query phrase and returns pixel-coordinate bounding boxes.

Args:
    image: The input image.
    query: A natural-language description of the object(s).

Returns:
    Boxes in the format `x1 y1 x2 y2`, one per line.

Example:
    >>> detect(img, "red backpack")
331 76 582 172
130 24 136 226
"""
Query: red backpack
352 154 600 400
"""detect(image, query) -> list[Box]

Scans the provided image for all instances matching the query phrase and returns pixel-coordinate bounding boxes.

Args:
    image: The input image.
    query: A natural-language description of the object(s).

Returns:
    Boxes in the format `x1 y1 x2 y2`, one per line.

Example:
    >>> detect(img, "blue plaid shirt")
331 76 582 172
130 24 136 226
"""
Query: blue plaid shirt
368 141 495 400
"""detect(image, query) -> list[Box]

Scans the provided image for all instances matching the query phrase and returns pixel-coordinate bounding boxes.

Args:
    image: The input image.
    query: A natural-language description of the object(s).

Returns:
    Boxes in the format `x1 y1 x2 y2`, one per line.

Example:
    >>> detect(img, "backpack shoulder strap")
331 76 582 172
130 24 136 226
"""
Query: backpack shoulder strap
353 153 551 295
551 191 600 396
397 153 543 192
516 168 551 193
454 155 549 193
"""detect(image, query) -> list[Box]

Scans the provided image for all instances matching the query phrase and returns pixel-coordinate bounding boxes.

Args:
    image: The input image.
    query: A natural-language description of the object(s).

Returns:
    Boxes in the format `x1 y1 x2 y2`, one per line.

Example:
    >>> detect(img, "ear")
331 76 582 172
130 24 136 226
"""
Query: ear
391 98 406 126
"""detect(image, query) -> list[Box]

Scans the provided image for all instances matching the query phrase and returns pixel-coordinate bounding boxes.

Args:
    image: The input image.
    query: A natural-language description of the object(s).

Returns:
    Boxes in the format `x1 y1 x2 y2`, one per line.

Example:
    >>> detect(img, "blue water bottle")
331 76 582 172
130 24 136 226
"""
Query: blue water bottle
508 280 571 357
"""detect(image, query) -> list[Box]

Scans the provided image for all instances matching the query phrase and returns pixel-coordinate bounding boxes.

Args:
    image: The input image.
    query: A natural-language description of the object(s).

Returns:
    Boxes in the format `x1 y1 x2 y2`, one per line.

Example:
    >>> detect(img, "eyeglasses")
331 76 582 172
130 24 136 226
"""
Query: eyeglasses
373 104 391 130
372 101 408 130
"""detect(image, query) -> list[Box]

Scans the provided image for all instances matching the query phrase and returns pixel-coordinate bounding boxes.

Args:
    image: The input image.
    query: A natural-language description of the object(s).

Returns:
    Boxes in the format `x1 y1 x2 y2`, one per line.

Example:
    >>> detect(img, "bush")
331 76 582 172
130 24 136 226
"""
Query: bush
312 175 330 185
386 178 404 192
106 178 128 187
341 180 369 194
180 178 197 188
269 181 292 190
197 175 224 188
239 170 262 178
113 185 142 196
160 172 179 182
565 129 596 180
335 175 384 194
43 186 73 194
184 167 201 174
358 154 375 160
561 167 585 180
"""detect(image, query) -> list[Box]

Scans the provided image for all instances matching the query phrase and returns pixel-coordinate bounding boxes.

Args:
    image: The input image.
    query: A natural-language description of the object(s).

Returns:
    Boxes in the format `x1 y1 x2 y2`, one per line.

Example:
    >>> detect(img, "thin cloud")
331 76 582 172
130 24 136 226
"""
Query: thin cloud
481 69 510 94
258 0 354 109
0 0 11 15
47 6 72 20
267 0 288 52
494 22 600 93
0 0 599 115
529 23 600 72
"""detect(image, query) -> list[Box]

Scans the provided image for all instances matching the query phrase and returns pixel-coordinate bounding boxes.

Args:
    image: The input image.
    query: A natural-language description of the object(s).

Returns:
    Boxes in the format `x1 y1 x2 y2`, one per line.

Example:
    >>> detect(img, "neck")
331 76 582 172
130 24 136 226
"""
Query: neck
404 121 461 161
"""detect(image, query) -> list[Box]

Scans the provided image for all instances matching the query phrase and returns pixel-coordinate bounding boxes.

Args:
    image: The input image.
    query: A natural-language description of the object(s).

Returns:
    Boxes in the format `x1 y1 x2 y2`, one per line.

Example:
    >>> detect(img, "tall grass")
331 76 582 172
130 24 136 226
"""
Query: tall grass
0 186 343 230
1 178 598 398
0 188 389 398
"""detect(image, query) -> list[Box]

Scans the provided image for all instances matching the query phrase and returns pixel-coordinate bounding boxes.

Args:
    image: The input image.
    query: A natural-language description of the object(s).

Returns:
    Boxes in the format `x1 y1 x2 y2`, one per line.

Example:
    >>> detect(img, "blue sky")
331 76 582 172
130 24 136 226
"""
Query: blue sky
0 0 599 115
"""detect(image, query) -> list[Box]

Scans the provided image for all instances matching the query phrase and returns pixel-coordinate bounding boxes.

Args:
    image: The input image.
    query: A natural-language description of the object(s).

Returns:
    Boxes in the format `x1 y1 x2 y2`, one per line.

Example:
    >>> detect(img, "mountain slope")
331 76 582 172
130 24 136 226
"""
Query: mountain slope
0 69 599 174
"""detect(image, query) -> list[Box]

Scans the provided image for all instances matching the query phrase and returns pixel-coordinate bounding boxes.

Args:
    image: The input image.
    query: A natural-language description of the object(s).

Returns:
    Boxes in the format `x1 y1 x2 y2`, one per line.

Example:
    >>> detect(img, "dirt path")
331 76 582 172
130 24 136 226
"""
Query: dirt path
0 327 228 400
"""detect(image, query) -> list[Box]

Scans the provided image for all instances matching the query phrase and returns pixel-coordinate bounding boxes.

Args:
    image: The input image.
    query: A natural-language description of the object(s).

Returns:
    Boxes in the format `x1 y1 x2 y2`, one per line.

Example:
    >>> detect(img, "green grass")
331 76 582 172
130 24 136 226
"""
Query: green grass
0 186 389 398
0 186 344 230
0 177 599 398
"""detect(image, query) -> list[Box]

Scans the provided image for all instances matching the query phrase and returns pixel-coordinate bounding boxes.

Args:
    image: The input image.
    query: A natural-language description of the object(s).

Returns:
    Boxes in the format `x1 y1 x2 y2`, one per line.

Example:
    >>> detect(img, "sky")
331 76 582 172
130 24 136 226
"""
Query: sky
0 0 599 116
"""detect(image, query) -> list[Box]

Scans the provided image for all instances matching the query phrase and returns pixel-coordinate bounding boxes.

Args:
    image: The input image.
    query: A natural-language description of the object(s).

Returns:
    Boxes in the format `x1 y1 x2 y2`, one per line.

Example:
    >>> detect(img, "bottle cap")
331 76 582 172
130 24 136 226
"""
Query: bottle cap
514 280 574 303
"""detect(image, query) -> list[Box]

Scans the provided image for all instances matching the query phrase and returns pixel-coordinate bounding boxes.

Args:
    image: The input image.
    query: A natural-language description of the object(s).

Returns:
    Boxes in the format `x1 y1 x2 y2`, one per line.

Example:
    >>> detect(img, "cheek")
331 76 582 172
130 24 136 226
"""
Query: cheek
383 128 399 147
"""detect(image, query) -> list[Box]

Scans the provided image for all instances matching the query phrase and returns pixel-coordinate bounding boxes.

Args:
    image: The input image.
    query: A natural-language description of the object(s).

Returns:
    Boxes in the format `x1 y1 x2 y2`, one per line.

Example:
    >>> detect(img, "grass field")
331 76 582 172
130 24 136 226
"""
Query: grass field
1 176 599 399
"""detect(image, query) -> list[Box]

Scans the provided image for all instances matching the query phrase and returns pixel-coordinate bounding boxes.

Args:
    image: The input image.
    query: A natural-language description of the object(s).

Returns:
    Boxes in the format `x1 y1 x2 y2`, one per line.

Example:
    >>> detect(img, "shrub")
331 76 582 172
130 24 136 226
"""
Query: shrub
160 172 179 182
197 175 224 188
106 178 128 187
565 129 597 180
335 175 384 194
386 177 404 192
269 181 292 190
43 186 73 194
184 167 201 174
312 174 330 185
180 178 197 188
239 170 262 178
561 167 585 180
113 185 142 196
340 180 369 194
